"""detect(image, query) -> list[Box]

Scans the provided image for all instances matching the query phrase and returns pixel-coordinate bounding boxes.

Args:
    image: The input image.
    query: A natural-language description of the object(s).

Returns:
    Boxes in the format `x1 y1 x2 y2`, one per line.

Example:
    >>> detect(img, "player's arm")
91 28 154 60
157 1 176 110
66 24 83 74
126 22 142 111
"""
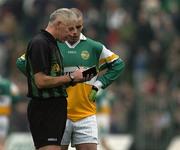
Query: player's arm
95 58 125 89
89 46 125 101
16 53 27 76
95 46 125 89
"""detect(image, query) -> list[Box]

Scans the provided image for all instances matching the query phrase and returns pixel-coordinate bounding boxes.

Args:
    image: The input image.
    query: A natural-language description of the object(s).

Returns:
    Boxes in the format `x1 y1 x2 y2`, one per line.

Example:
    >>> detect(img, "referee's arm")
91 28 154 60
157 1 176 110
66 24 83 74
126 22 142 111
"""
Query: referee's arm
34 72 71 89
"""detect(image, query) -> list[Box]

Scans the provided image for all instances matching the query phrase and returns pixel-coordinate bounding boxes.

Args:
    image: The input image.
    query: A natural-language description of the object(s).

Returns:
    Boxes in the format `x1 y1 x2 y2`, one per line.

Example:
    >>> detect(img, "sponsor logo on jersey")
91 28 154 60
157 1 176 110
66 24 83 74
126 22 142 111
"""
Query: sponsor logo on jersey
81 51 89 60
68 51 77 54
51 64 60 72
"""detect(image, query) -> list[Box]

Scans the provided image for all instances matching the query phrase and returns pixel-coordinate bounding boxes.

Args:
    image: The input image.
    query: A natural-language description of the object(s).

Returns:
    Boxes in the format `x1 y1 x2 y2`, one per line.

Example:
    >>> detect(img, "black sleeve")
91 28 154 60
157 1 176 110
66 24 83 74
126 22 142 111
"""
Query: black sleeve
29 38 50 74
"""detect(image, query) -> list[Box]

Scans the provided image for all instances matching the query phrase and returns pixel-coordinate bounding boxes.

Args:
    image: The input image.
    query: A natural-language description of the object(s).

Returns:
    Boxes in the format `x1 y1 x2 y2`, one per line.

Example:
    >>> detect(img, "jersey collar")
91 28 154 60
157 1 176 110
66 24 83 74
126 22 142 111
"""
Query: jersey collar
80 33 87 41
65 33 86 48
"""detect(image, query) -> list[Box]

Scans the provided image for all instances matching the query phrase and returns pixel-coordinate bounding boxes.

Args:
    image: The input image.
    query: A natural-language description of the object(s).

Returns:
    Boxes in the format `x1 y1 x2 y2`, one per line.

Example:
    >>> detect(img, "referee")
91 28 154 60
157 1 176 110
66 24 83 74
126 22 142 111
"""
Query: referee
25 8 84 150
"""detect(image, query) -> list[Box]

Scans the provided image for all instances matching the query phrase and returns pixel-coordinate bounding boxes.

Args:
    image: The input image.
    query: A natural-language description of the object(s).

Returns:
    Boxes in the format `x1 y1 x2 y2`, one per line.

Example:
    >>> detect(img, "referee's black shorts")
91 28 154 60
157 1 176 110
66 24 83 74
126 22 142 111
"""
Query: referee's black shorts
27 97 67 149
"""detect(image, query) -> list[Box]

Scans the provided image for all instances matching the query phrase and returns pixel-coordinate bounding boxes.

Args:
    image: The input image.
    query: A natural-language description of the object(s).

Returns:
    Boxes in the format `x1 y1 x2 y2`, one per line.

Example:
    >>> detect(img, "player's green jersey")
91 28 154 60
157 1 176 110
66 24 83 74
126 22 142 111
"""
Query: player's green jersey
16 33 125 121
0 76 20 116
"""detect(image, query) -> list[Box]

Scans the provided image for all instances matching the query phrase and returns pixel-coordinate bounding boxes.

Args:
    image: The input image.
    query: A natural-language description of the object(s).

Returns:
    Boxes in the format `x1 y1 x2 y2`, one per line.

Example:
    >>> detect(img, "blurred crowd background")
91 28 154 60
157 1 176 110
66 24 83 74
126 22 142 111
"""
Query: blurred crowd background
0 0 180 149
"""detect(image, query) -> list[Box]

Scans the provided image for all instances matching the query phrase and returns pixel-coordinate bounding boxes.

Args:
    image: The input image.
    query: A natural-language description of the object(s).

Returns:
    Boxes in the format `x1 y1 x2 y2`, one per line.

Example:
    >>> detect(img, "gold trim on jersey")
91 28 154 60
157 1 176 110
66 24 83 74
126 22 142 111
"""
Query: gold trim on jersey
99 54 119 66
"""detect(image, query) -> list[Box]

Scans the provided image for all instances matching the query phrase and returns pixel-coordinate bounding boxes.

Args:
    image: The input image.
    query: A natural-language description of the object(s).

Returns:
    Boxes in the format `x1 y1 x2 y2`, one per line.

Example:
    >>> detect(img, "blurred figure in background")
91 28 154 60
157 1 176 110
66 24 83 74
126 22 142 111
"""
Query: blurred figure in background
96 88 116 150
0 75 20 149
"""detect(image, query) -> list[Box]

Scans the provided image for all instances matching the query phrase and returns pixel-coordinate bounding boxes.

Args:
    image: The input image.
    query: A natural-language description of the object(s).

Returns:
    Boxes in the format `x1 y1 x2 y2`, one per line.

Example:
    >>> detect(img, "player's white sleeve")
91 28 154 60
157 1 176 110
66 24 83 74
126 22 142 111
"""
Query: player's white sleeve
99 45 119 67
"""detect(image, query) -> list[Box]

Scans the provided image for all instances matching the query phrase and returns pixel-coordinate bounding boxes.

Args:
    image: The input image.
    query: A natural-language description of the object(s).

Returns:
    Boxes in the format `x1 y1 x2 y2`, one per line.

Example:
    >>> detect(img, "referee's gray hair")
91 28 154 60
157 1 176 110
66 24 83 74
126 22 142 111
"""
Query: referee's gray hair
49 8 76 24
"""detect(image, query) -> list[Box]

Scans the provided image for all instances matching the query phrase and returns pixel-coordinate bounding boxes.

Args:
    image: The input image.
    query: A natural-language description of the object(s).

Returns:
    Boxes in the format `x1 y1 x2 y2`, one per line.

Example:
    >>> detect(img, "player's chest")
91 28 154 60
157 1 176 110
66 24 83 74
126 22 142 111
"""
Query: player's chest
61 47 96 66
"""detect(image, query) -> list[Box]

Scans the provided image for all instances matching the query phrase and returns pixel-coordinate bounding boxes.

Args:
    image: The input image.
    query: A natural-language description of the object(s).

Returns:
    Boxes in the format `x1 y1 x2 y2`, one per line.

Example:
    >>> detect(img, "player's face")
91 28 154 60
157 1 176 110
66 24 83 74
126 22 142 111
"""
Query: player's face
57 21 78 42
67 17 83 44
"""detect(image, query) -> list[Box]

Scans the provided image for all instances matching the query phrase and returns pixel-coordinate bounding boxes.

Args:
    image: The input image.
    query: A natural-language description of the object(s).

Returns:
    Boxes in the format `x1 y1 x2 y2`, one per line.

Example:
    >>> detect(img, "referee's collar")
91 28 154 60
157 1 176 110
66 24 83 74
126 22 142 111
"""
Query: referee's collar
40 29 57 44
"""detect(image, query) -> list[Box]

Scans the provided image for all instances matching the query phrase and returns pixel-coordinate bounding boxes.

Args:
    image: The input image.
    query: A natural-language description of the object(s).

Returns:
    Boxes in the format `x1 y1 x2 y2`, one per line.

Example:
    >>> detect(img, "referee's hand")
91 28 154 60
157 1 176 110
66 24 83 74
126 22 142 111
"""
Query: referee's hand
71 69 84 82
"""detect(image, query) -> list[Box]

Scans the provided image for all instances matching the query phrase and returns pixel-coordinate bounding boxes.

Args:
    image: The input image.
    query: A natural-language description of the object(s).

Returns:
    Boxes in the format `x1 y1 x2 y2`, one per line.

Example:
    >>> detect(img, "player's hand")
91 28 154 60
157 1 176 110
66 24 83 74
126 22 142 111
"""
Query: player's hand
88 86 98 102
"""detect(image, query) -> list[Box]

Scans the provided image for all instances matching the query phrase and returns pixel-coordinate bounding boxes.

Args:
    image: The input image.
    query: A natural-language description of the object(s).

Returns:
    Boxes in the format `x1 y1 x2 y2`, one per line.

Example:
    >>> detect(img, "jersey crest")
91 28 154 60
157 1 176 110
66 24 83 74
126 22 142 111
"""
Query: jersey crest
81 50 90 60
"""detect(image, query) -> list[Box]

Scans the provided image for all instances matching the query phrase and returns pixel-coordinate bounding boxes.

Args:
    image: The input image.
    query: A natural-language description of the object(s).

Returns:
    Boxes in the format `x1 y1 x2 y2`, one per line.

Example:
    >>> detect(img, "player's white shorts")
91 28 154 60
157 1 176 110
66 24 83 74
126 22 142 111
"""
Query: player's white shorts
61 115 98 147
0 116 9 139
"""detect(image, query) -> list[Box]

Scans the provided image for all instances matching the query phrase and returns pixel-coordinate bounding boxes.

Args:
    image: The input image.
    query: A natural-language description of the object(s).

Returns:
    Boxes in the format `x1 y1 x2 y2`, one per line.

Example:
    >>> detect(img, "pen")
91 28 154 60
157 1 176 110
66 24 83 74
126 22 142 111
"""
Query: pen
77 66 80 69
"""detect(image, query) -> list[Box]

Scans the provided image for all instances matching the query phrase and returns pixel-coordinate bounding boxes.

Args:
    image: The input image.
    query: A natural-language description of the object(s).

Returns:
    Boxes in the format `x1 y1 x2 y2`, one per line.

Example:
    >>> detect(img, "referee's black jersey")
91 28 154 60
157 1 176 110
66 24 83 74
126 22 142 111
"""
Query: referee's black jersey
26 29 68 99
